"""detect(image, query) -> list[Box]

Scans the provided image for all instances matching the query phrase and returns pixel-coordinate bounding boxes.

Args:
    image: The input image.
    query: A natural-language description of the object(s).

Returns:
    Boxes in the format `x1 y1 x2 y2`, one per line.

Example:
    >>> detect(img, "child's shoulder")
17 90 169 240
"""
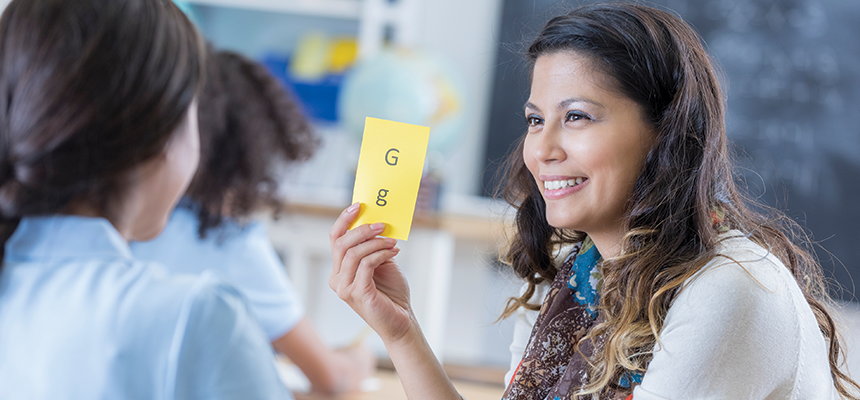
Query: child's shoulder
117 266 252 341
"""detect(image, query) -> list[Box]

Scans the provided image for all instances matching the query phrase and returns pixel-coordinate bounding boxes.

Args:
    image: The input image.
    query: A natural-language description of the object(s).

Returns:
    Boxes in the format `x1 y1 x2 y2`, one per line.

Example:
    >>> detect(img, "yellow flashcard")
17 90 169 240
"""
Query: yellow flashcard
349 117 430 240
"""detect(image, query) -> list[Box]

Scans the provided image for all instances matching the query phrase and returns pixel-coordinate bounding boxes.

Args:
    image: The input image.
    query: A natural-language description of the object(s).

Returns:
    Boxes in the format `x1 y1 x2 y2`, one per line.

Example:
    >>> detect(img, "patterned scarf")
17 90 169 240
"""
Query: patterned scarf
503 237 641 400
503 209 726 399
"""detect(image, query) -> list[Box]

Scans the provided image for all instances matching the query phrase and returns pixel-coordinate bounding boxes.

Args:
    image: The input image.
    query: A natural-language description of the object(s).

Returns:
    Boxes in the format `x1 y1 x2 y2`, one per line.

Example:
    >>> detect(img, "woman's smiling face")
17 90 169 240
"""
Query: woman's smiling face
524 51 654 243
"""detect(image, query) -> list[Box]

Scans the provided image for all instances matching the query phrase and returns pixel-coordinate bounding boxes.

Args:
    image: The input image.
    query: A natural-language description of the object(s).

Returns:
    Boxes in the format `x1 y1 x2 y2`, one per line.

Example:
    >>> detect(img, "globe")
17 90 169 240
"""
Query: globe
338 48 468 157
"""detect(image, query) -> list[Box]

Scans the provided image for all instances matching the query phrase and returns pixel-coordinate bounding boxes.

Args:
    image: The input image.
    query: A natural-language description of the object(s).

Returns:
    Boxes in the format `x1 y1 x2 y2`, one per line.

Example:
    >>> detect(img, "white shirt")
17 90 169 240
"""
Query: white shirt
507 231 836 399
131 203 303 341
0 215 292 400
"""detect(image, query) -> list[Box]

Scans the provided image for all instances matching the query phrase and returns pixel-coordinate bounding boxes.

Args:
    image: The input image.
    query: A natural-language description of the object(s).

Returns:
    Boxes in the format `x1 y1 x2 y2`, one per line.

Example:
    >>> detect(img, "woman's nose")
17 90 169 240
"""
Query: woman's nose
532 125 565 164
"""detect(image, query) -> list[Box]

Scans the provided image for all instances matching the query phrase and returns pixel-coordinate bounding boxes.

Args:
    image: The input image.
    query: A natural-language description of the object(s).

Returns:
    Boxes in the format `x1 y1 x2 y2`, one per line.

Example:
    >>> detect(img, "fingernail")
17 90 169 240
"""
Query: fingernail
383 238 397 246
346 203 360 213
370 222 385 232
392 248 401 255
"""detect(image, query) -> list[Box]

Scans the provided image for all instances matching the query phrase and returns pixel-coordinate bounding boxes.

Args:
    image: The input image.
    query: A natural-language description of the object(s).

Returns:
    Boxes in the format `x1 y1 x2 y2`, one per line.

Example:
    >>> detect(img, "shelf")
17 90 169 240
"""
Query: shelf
283 199 511 244
185 0 362 20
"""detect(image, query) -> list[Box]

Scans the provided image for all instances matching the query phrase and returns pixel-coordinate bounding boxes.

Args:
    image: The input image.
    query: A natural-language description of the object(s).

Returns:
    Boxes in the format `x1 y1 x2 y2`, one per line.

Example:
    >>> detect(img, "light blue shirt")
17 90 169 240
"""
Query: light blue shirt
131 203 304 341
0 215 293 400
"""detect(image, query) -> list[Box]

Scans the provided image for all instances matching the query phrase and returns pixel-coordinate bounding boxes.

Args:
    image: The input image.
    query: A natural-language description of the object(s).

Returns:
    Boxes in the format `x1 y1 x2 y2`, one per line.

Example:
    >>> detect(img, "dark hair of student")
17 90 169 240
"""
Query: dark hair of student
185 50 317 239
0 0 205 267
497 3 860 398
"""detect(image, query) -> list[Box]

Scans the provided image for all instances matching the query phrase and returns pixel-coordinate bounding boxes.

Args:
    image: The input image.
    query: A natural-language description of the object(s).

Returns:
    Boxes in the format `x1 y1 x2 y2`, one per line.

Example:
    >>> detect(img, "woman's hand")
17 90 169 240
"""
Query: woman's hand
328 203 414 344
329 204 463 400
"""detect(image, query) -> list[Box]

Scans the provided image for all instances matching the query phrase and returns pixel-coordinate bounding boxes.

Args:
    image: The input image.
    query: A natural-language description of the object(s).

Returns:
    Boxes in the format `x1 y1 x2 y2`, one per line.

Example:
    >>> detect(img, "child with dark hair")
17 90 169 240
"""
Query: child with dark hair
132 49 375 395
0 0 291 399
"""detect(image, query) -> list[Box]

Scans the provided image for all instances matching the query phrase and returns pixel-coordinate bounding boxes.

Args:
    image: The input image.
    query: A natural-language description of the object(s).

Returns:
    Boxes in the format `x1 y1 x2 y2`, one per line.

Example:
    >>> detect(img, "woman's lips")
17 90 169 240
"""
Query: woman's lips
542 177 588 200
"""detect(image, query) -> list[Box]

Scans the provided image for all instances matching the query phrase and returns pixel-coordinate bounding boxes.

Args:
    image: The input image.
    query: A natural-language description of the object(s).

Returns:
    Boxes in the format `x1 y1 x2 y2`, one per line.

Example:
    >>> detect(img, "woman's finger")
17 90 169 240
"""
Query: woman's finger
353 248 400 295
331 221 386 276
333 236 397 291
336 222 386 253
329 202 361 247
339 247 400 302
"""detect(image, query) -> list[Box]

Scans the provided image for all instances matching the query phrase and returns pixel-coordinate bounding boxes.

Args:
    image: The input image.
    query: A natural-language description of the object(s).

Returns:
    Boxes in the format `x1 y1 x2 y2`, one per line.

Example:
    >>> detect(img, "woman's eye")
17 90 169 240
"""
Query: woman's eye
526 115 543 126
565 111 589 122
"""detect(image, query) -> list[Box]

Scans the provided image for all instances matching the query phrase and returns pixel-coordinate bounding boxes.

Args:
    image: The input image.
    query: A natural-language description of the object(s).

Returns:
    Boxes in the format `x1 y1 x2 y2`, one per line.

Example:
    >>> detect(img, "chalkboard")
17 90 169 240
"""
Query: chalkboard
481 0 860 300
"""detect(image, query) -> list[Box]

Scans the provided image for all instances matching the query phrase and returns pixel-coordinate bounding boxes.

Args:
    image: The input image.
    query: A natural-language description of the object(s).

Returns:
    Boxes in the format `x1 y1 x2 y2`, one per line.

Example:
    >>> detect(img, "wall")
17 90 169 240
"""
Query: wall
192 0 503 198
412 0 504 196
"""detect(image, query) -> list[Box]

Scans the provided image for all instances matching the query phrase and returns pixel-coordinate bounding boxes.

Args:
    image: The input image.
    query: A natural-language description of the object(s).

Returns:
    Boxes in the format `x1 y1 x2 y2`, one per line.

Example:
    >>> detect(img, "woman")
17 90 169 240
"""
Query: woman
328 3 859 399
0 0 291 398
132 49 375 395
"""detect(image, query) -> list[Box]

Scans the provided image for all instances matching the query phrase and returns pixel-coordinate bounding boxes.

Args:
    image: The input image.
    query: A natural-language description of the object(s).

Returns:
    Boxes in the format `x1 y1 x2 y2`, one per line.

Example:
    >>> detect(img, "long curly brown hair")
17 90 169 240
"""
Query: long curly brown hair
499 3 859 398
187 49 318 238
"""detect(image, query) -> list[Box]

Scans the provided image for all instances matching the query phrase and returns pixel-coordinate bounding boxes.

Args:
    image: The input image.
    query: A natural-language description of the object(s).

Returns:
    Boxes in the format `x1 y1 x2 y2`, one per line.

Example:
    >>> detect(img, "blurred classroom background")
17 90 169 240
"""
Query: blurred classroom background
174 1 860 396
179 1 520 396
2 0 858 397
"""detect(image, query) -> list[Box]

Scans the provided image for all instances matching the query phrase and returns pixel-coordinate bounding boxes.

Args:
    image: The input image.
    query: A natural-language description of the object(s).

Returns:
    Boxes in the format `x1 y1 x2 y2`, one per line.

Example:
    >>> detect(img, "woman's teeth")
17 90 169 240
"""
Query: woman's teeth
544 178 584 190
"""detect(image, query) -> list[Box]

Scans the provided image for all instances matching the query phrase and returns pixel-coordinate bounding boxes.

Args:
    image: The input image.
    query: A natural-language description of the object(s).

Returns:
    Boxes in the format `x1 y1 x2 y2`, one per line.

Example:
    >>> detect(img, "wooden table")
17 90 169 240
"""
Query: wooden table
293 369 505 400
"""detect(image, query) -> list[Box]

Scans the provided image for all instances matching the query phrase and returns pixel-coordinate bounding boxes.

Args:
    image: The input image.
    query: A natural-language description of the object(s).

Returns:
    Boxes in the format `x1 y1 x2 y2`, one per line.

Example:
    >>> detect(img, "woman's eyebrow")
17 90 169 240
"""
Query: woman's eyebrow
558 97 603 109
524 98 604 113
